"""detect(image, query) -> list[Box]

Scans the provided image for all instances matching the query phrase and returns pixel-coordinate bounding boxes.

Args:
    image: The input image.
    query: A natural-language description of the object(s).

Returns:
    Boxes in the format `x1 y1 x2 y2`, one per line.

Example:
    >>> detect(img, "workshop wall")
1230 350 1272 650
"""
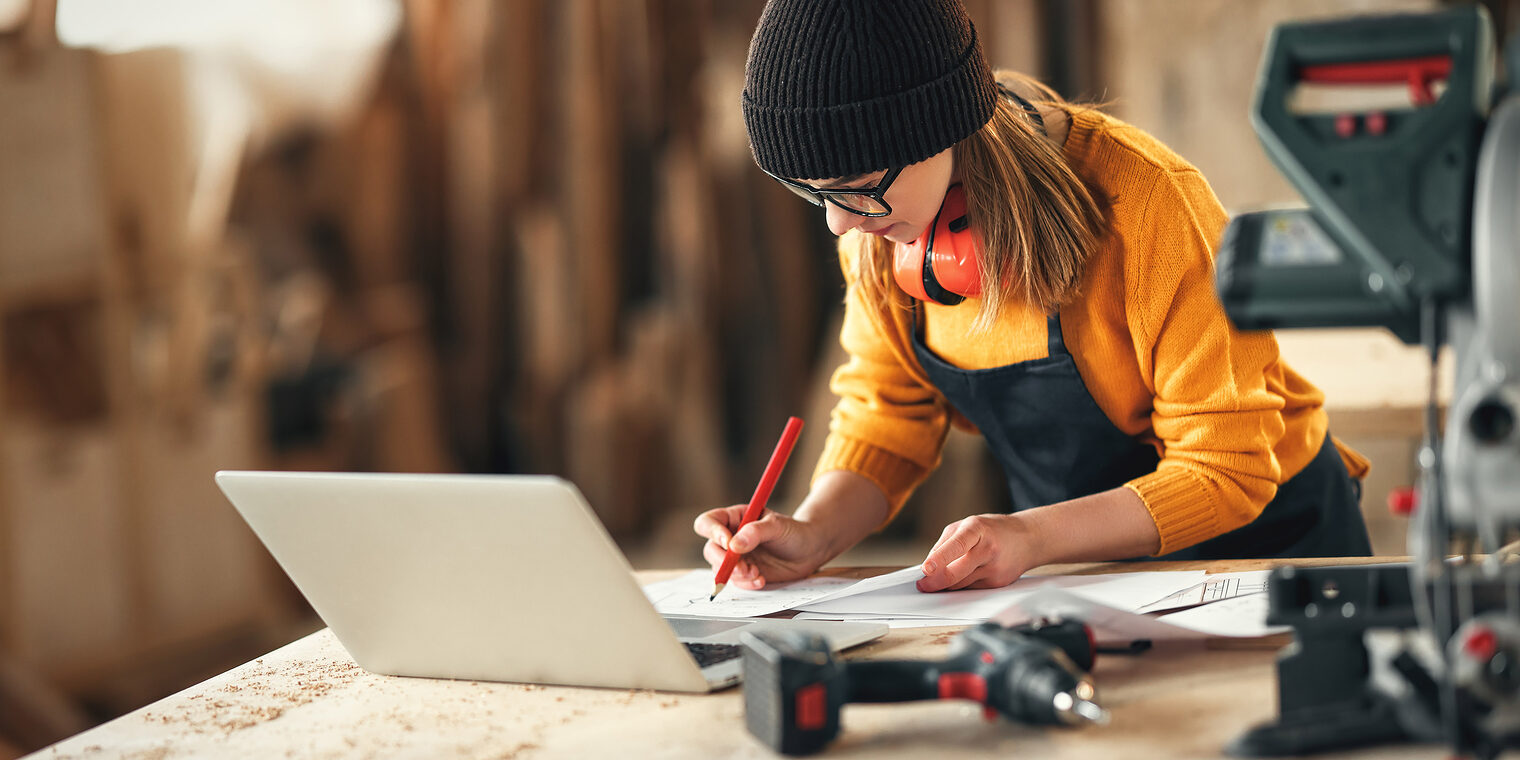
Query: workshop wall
1 0 1508 756
1102 0 1441 211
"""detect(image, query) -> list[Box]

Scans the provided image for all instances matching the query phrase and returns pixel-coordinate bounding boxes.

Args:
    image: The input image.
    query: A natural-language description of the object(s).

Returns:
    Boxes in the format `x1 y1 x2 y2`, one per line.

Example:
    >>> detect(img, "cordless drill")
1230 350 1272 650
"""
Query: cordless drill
741 619 1107 755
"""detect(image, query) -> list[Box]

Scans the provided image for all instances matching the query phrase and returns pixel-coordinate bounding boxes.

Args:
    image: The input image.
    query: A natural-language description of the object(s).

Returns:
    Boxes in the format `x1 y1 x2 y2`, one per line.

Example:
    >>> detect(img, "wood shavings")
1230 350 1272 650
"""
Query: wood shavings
493 742 540 759
131 656 365 738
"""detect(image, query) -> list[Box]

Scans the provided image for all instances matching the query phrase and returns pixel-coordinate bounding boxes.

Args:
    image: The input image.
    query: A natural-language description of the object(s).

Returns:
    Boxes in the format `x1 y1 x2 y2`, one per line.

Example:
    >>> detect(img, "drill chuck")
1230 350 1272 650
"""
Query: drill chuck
986 627 1107 726
1052 679 1109 726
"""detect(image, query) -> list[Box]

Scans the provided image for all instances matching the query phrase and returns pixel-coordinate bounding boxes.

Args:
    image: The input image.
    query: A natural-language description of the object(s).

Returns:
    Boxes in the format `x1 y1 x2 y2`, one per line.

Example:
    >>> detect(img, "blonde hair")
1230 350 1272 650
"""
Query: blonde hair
853 71 1108 332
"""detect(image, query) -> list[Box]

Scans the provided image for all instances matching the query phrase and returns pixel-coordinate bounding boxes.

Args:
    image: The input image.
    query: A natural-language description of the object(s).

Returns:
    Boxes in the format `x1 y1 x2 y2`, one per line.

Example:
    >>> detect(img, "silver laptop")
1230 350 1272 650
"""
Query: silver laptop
214 471 886 692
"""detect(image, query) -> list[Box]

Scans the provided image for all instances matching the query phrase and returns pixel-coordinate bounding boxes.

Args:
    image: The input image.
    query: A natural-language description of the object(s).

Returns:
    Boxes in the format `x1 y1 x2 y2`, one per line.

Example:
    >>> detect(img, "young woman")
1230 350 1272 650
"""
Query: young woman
695 0 1373 593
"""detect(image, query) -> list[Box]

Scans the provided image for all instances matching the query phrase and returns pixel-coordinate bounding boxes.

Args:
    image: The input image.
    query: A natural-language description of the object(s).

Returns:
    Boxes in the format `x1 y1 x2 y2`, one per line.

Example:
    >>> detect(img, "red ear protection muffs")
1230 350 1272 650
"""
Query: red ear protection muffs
892 184 981 305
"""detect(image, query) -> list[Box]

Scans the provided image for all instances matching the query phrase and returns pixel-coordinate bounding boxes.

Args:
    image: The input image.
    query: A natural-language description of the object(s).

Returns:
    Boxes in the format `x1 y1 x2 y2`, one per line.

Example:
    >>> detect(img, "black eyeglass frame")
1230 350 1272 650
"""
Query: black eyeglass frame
763 165 904 217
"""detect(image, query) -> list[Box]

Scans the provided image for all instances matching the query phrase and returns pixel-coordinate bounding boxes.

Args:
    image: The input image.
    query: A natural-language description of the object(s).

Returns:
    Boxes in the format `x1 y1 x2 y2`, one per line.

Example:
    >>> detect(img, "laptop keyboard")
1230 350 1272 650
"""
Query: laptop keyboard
684 642 742 668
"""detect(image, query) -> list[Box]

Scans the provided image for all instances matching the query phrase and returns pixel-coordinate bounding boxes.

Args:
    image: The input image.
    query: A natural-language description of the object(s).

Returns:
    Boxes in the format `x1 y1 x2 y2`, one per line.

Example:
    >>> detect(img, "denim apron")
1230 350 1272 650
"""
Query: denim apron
911 310 1373 559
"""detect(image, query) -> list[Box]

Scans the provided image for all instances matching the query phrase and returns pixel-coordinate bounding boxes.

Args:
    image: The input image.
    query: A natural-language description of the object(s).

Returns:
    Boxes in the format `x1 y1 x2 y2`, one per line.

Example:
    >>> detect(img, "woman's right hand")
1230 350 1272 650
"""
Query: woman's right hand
692 505 831 590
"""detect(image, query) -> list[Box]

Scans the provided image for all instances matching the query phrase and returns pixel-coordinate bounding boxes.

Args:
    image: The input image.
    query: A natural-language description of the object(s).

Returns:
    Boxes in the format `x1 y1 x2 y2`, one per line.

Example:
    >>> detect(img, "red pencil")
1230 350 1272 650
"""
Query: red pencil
710 416 805 601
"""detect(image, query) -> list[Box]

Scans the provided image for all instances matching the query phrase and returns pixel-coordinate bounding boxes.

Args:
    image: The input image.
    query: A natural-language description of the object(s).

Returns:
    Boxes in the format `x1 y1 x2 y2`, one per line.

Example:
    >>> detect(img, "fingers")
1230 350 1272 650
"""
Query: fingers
698 507 776 591
920 519 973 576
728 511 790 554
919 514 1033 591
918 522 982 591
701 538 729 567
701 543 767 591
732 563 766 590
942 549 993 590
920 515 1018 592
692 504 749 548
957 575 1014 590
695 507 819 592
724 515 789 590
695 507 783 560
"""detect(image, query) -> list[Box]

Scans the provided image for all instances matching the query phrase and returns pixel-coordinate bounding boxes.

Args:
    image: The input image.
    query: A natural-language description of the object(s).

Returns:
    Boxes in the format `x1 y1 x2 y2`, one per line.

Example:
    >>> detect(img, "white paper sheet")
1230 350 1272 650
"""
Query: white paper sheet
995 587 1210 644
801 566 925 607
641 570 862 618
794 569 1207 622
791 612 975 629
995 586 1290 643
1134 570 1272 614
1153 591 1289 637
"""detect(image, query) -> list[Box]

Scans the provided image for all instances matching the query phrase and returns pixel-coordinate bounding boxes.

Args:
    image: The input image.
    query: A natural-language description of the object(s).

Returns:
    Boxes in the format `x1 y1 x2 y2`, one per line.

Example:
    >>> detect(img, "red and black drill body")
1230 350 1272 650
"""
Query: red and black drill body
741 619 1103 755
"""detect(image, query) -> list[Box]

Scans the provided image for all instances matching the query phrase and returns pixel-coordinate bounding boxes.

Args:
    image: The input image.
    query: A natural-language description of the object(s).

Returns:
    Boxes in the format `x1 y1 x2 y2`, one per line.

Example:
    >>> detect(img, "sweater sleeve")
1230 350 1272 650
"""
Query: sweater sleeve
1122 170 1290 554
813 234 954 520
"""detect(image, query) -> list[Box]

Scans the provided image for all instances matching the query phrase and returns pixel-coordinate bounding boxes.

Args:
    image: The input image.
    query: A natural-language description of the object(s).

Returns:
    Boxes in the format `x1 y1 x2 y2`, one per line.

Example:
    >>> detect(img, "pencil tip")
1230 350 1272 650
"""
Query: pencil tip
709 583 724 601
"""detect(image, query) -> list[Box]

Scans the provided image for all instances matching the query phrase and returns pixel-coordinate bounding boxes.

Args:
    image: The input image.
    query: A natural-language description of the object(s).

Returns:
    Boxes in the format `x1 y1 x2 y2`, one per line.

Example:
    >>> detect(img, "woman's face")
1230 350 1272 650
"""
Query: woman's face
808 147 955 245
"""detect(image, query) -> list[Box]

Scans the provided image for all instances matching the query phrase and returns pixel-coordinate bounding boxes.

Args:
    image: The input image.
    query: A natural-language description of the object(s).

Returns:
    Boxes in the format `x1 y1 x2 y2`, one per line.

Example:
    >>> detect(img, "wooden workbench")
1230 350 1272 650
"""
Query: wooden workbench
29 559 1445 759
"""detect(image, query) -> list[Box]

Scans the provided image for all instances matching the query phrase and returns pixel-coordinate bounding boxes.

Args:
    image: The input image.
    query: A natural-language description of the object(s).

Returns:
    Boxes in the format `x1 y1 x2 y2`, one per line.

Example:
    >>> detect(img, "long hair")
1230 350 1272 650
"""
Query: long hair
853 71 1108 332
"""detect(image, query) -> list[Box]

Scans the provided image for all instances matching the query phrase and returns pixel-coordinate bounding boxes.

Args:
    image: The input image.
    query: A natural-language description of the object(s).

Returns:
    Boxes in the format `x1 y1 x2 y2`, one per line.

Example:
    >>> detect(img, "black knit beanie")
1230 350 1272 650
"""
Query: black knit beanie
742 0 998 181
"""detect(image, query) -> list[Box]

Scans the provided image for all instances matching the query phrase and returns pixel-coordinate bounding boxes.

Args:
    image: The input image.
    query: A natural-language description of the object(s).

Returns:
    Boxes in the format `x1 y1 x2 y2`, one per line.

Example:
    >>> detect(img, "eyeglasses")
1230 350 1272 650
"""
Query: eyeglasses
763 166 903 217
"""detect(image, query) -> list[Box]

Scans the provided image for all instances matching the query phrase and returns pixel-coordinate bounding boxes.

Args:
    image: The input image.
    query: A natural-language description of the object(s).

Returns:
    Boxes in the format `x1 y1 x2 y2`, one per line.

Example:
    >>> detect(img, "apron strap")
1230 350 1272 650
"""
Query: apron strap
1046 311 1067 357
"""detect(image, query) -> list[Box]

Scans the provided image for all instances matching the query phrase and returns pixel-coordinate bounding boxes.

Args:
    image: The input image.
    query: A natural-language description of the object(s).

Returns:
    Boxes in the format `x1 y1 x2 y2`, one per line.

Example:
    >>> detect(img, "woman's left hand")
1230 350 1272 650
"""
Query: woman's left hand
915 513 1044 591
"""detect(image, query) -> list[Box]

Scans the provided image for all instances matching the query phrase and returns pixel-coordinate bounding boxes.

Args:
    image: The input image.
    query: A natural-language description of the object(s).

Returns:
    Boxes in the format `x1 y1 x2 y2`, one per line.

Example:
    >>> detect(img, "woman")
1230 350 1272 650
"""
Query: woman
695 0 1373 593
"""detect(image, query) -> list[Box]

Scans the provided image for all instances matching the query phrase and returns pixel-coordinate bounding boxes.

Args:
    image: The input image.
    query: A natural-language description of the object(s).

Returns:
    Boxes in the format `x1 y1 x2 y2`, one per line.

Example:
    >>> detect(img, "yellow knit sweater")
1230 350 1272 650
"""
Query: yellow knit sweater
815 107 1369 556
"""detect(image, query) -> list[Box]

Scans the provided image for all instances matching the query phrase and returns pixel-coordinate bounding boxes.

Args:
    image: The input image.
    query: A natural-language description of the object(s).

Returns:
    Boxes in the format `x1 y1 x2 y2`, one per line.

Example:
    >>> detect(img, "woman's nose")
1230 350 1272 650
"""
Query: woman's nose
824 203 866 236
